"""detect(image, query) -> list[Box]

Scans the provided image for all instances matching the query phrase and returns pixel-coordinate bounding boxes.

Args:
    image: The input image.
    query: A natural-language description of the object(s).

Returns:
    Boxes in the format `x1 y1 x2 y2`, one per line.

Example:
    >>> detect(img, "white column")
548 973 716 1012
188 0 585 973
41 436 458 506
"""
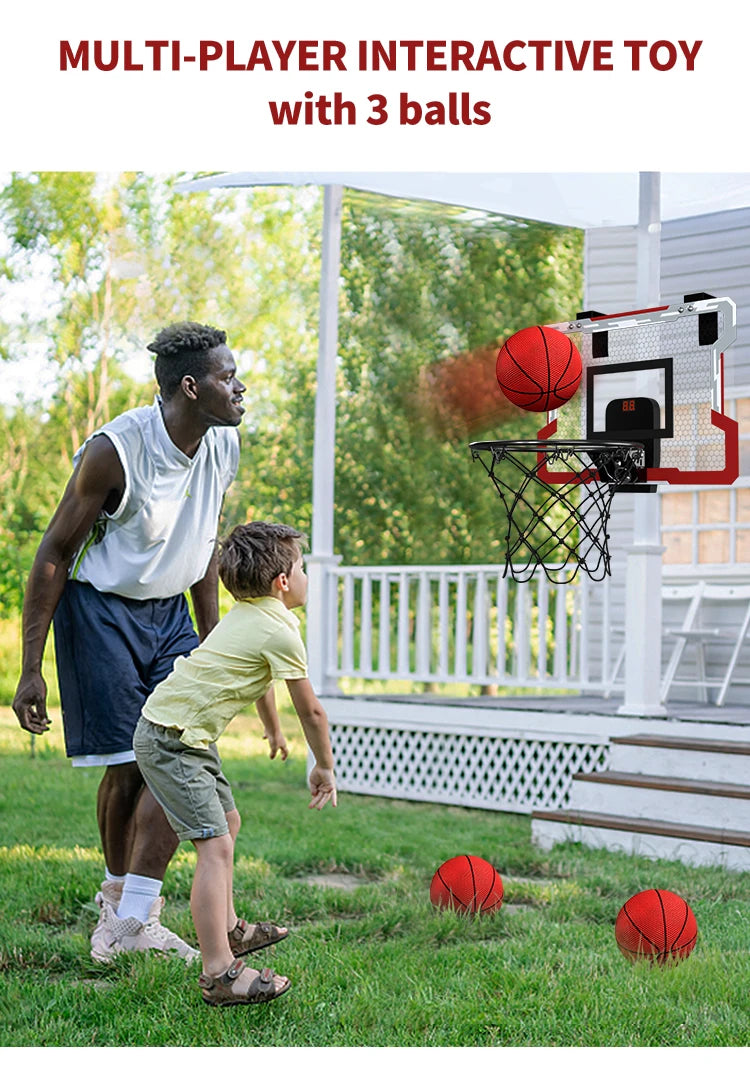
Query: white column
306 184 344 695
618 172 667 717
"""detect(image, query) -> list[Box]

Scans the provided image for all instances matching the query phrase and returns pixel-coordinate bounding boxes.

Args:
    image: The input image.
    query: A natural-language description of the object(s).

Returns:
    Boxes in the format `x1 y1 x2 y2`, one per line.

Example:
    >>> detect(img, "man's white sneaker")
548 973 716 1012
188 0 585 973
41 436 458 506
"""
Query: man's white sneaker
91 880 124 962
90 894 200 964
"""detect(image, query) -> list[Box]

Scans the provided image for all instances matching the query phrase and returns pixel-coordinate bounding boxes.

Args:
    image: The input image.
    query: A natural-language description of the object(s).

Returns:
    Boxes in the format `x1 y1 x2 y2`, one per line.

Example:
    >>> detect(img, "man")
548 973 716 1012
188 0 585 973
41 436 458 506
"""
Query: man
12 321 255 962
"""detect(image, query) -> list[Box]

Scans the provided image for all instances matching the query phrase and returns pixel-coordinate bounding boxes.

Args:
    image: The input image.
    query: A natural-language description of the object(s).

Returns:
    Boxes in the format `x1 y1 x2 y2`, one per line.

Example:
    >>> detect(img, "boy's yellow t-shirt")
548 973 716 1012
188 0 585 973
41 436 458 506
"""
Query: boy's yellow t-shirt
142 595 308 748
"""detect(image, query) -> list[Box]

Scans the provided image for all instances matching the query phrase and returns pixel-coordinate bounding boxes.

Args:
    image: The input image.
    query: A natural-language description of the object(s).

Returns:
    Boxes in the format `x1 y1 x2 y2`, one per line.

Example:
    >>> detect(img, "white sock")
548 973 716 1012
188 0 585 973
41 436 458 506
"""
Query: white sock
117 873 162 923
104 867 126 885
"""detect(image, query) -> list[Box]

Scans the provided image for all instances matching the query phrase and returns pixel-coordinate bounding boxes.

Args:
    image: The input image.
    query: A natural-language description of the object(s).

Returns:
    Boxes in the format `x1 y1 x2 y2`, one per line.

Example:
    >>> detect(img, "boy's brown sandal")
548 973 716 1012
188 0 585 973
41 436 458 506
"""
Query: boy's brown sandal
198 959 291 1006
228 918 288 956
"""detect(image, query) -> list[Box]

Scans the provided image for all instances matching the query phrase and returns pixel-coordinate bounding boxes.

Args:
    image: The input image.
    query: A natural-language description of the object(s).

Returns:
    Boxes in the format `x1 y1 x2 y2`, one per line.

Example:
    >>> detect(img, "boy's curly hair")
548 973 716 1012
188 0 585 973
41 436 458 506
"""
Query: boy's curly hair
218 522 307 600
147 321 227 400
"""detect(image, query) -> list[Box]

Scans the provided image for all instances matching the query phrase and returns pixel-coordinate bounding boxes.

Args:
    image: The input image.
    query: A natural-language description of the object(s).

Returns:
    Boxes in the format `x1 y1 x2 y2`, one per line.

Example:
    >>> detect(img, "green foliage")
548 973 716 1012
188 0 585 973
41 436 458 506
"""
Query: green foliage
333 193 583 564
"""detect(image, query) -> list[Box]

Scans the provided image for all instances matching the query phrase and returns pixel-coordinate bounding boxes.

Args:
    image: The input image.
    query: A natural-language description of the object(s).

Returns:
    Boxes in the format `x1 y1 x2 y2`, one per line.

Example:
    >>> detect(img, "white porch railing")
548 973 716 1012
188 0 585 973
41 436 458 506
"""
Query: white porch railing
324 564 613 691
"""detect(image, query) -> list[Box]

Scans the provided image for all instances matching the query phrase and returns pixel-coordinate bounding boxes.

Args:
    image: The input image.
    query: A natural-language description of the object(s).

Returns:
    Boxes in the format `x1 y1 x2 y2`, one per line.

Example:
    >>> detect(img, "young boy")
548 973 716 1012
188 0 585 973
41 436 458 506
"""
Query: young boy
133 522 337 1006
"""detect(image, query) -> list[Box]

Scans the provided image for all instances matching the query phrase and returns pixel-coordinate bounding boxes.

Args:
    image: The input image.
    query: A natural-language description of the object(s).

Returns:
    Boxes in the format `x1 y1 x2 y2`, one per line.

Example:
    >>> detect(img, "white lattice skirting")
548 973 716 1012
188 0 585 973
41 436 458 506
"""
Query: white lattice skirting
330 723 610 813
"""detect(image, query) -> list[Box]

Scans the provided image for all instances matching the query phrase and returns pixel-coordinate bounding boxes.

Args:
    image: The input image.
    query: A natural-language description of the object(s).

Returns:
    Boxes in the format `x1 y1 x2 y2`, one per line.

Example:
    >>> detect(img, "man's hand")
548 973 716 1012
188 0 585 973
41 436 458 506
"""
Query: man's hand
308 765 337 810
12 672 52 735
12 434 125 743
263 727 289 761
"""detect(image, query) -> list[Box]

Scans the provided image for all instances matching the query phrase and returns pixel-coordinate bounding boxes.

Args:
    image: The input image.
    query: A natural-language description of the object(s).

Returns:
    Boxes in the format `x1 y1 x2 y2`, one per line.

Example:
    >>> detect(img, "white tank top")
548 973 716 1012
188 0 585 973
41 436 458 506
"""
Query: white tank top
70 399 240 600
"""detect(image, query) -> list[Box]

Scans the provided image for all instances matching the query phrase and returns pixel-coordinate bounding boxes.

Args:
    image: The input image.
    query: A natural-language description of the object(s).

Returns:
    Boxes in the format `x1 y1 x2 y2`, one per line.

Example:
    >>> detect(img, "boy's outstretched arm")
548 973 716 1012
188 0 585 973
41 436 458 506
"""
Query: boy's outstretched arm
286 678 337 810
255 686 288 760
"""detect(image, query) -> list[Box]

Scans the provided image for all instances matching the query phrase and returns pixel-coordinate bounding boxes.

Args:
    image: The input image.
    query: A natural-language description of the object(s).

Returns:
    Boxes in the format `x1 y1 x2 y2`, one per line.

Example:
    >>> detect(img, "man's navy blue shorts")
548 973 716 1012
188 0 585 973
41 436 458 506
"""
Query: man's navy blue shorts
53 580 199 761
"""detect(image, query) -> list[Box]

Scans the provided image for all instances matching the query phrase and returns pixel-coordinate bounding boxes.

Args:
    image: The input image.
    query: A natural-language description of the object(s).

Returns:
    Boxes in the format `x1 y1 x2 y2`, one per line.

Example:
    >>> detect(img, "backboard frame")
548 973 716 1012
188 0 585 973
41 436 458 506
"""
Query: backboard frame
536 295 739 487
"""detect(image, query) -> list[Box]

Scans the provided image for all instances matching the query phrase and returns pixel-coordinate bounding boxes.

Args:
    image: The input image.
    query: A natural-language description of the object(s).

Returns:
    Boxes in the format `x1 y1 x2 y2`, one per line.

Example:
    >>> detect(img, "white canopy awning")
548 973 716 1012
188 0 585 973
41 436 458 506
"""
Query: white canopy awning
177 171 750 229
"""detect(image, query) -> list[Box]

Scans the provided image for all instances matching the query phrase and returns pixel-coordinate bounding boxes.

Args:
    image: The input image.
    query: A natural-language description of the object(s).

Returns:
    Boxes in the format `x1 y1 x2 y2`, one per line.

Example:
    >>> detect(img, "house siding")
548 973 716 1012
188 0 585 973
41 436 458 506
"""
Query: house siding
583 206 750 703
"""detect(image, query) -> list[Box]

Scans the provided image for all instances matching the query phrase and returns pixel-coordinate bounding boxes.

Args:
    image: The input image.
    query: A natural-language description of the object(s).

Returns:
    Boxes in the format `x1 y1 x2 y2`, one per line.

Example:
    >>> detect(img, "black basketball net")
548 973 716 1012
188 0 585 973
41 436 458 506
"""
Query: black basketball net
470 439 645 584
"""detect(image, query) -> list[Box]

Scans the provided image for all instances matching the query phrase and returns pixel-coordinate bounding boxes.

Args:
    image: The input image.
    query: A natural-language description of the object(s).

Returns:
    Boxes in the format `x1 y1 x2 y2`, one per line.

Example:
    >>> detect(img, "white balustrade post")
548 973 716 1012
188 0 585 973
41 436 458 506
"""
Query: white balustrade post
360 573 373 675
472 571 489 683
416 571 432 679
306 555 342 695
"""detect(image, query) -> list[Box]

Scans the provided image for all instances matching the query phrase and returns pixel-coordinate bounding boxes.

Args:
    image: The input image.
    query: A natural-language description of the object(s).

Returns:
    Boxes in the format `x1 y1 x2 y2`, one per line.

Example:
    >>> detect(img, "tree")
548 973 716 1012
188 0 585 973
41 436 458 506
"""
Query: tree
332 191 584 565
0 172 323 613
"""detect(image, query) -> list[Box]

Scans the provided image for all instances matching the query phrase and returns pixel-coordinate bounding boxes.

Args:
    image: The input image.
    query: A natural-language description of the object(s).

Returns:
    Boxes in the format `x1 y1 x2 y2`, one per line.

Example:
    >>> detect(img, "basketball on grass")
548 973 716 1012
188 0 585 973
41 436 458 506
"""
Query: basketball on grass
496 325 582 412
615 888 698 965
430 855 504 915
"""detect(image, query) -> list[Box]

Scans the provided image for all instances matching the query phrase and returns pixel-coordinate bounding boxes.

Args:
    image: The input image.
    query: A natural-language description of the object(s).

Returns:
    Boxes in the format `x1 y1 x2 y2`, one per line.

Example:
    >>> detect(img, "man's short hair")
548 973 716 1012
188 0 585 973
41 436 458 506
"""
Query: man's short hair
218 522 307 600
147 321 228 400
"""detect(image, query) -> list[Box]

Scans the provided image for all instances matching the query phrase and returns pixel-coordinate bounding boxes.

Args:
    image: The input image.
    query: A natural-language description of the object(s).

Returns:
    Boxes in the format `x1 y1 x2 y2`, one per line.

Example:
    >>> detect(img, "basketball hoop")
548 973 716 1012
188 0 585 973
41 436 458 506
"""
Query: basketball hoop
470 439 645 584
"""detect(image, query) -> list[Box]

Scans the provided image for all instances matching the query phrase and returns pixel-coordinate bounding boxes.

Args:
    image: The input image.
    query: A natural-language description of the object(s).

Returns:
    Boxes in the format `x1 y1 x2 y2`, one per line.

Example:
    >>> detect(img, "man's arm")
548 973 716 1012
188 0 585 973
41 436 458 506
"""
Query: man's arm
189 546 220 642
12 436 124 735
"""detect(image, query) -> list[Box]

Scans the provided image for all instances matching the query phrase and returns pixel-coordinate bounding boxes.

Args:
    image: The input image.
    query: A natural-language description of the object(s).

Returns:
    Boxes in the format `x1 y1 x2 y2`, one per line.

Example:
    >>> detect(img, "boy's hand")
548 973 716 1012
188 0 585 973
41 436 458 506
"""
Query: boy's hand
263 728 289 761
308 765 337 810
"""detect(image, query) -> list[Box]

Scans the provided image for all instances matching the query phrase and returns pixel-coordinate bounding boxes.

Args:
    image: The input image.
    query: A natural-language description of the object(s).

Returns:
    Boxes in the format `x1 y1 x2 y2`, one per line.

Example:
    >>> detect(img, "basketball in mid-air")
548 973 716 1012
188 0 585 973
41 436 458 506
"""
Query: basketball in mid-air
430 855 504 915
615 888 698 964
496 325 582 412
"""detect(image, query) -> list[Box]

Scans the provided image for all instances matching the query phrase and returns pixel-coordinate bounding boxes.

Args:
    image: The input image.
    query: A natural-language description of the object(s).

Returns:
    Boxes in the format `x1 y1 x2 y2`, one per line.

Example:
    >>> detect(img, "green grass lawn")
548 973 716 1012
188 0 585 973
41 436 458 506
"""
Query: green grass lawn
1 704 749 1048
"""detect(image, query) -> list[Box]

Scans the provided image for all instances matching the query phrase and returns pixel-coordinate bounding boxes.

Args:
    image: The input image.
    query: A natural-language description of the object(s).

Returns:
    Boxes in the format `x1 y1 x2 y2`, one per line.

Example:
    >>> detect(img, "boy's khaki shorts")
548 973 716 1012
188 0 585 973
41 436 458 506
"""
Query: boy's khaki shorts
133 716 236 841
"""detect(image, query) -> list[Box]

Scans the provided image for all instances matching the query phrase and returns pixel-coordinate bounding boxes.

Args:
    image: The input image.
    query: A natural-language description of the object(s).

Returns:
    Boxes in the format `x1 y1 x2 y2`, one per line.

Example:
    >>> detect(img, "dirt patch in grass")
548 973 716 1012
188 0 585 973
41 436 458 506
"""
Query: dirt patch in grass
503 875 561 909
298 872 370 891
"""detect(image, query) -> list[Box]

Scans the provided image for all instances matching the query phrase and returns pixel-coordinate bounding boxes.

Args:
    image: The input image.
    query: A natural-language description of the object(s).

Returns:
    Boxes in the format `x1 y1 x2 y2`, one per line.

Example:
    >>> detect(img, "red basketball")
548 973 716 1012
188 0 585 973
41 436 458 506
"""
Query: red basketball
496 325 582 412
615 888 698 965
430 855 504 915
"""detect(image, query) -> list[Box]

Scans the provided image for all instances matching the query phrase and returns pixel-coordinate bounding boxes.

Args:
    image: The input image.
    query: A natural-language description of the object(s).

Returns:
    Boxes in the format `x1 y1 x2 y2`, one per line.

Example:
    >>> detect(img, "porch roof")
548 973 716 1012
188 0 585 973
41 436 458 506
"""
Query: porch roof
177 171 750 229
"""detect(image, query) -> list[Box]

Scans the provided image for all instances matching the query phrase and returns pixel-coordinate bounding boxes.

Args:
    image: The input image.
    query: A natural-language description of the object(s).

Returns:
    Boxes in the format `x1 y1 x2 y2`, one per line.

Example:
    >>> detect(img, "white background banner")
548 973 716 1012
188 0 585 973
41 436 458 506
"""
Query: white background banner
0 0 742 171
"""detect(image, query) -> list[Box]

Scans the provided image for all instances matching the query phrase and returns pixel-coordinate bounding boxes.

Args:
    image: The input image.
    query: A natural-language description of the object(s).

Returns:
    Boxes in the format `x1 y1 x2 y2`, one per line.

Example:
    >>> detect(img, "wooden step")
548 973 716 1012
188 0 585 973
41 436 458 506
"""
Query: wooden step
573 770 750 800
531 808 750 870
612 733 750 755
568 772 750 831
532 808 750 847
609 732 750 784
